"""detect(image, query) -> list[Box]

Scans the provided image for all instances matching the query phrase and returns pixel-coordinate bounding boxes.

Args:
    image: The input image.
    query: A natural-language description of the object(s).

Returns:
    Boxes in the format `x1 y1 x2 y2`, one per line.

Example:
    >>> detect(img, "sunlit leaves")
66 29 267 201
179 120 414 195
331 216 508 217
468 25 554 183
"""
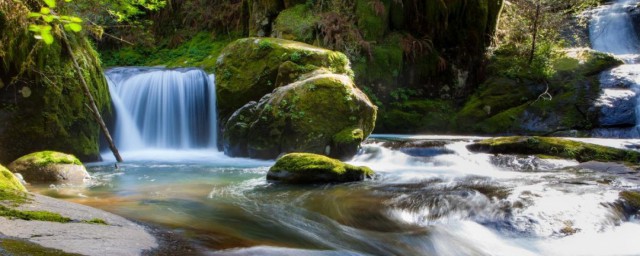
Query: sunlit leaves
27 0 83 44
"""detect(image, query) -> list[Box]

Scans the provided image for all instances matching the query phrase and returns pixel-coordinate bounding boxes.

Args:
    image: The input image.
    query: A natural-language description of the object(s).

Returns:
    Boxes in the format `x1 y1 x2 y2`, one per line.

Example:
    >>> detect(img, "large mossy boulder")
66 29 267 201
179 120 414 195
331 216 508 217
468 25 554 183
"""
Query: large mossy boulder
223 73 377 159
467 136 640 164
0 2 111 164
267 153 374 184
8 151 90 185
0 165 26 193
214 37 353 120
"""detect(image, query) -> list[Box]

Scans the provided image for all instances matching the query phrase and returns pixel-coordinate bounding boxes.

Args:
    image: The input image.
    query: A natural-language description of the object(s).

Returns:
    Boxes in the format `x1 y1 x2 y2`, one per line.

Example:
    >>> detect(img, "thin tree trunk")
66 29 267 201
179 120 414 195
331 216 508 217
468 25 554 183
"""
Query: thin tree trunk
60 29 123 162
529 1 541 65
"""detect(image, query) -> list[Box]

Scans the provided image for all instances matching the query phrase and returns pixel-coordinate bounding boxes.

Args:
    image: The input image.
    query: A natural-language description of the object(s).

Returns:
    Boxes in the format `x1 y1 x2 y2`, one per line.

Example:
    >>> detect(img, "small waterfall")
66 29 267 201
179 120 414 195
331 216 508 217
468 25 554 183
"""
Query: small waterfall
105 67 217 151
590 0 640 137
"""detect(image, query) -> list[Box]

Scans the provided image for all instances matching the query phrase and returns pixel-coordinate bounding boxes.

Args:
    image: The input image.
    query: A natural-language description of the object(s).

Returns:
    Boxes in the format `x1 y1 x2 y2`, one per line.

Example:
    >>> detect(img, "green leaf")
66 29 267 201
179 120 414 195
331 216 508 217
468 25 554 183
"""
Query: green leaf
41 25 52 32
40 7 50 14
70 17 82 23
43 15 55 22
41 31 54 45
28 24 41 32
28 12 42 18
64 23 82 32
44 0 56 8
64 0 72 2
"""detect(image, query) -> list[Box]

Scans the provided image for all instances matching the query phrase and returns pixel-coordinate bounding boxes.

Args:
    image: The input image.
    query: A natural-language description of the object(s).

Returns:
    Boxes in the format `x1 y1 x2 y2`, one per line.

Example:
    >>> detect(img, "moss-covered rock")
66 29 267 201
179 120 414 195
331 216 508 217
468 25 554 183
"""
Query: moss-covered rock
215 37 353 120
272 4 318 43
0 1 110 164
619 190 640 213
8 151 90 185
0 165 26 194
467 136 640 164
267 153 374 184
223 73 377 159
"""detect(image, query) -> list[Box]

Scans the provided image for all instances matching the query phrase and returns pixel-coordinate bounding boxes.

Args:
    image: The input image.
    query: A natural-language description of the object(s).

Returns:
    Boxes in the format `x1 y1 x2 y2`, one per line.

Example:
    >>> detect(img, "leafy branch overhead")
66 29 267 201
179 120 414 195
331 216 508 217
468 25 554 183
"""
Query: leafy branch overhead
27 0 83 45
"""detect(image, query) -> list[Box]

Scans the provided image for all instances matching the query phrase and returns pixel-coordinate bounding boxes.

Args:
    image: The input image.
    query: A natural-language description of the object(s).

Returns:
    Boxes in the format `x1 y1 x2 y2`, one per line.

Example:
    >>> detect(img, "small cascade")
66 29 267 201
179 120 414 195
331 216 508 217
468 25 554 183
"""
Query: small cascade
590 0 640 137
105 67 217 151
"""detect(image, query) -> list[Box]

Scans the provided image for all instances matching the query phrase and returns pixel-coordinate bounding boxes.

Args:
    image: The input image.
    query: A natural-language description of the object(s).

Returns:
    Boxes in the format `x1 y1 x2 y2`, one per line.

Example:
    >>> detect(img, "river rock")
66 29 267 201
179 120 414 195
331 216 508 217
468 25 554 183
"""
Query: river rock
8 151 90 185
267 153 374 184
223 73 377 160
467 136 640 163
595 88 636 126
214 37 353 120
0 164 26 192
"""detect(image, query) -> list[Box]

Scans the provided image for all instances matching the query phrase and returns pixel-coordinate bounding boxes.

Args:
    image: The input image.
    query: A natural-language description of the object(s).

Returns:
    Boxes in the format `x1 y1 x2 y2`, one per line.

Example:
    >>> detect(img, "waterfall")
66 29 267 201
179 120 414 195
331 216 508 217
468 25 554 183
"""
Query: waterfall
105 67 217 151
590 0 640 137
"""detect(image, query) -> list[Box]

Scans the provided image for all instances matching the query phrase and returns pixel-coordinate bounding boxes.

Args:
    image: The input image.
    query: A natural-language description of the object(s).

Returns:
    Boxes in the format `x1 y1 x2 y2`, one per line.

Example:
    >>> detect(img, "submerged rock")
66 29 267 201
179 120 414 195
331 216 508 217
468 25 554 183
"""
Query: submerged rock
267 153 374 184
467 136 640 164
8 151 90 185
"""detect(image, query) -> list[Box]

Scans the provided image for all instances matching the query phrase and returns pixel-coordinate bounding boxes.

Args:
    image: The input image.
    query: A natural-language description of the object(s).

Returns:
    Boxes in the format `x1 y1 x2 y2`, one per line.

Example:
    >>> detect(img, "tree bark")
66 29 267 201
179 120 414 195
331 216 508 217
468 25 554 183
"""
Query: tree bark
529 1 541 65
60 29 123 162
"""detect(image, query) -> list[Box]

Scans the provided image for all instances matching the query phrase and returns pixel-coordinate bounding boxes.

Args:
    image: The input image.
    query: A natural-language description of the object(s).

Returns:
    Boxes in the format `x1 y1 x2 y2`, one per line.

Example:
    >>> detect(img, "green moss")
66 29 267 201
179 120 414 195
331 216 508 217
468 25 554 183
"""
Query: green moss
0 205 71 223
101 32 238 73
82 218 108 225
272 4 318 43
1 238 81 256
215 37 353 119
267 153 374 183
620 191 640 210
0 1 110 164
11 151 82 167
333 127 364 144
353 33 403 86
468 136 640 164
378 99 455 133
355 0 389 41
0 165 26 194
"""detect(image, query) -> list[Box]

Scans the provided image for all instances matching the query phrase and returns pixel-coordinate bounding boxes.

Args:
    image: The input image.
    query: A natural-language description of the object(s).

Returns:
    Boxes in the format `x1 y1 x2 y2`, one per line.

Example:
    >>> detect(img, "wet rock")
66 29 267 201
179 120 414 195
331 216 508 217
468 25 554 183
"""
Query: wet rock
595 88 636 126
267 153 374 184
7 151 90 185
467 136 640 163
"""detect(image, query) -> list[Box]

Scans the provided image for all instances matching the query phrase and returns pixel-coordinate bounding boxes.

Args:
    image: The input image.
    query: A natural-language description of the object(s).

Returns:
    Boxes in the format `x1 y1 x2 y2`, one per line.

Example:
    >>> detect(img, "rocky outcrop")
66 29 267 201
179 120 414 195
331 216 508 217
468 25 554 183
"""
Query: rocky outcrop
467 136 640 163
267 153 374 184
223 73 376 159
0 1 111 164
0 193 157 256
8 151 90 185
217 38 376 160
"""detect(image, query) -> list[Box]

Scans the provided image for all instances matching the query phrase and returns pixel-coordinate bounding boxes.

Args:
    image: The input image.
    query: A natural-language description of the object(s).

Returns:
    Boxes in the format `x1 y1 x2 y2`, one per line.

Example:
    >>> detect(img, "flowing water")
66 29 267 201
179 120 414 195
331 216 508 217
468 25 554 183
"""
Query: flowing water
590 0 640 136
23 2 640 254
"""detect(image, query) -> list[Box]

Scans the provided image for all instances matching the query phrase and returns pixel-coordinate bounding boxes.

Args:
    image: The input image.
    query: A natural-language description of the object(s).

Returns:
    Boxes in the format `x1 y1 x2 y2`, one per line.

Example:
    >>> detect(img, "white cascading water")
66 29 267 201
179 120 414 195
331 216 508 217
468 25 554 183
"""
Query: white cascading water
590 0 640 136
105 67 217 152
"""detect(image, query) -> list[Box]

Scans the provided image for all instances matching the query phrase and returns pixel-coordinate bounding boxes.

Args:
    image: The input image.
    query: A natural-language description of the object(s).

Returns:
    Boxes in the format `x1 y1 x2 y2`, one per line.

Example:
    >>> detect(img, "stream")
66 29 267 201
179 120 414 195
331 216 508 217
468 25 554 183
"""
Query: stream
24 0 640 255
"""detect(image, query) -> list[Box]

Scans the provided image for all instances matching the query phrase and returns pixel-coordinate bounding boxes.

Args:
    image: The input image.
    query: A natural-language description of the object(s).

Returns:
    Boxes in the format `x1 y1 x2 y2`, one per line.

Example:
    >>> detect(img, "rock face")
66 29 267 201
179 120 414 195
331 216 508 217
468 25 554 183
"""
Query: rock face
215 37 353 120
267 153 374 184
217 38 377 160
0 1 111 164
8 151 90 185
0 164 26 192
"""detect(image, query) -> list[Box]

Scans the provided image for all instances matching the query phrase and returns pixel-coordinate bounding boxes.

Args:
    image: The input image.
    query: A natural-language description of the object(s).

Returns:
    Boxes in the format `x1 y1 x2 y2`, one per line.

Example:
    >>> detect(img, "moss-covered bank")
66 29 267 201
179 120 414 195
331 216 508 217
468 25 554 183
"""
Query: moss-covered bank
467 136 640 164
0 1 111 164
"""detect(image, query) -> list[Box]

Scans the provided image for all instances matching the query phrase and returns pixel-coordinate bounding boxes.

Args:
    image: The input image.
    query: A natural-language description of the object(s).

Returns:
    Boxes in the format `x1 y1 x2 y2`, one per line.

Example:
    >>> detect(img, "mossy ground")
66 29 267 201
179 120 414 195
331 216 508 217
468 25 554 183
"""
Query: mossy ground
467 136 640 164
0 205 71 223
101 32 238 73
0 238 81 256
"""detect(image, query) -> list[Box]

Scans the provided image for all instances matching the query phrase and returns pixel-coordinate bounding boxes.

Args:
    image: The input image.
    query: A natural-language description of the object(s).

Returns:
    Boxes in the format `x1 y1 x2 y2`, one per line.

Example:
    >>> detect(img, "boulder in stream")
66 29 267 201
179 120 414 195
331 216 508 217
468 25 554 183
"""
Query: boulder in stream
8 151 90 185
0 164 26 193
267 153 374 184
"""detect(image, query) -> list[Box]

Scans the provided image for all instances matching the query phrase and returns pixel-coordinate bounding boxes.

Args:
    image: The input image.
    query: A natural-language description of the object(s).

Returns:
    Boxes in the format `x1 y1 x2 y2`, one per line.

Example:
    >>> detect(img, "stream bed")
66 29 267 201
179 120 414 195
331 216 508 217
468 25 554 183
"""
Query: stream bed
27 136 640 256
